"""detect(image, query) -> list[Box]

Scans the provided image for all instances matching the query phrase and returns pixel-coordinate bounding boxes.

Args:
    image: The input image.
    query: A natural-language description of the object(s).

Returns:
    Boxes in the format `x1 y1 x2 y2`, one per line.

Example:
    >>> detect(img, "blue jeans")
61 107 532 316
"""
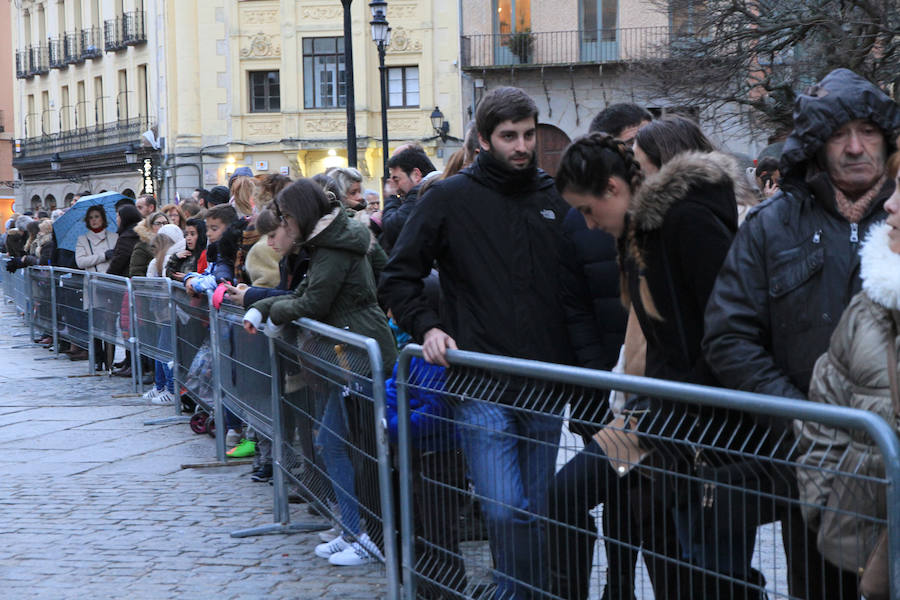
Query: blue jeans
317 389 361 536
154 326 174 393
454 399 562 599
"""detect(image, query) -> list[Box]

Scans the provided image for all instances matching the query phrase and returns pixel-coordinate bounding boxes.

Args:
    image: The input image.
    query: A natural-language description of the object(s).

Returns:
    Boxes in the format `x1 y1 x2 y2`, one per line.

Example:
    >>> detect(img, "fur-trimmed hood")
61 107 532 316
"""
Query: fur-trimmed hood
305 204 369 256
134 221 154 243
860 221 900 311
630 150 754 232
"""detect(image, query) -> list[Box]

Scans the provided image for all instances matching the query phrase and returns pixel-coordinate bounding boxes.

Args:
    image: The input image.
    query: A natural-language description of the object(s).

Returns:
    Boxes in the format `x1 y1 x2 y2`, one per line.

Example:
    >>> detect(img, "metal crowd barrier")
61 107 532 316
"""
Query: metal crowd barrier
87 272 138 391
11 264 30 320
0 256 12 303
170 282 226 460
395 345 900 600
27 266 55 346
52 267 92 364
268 317 398 597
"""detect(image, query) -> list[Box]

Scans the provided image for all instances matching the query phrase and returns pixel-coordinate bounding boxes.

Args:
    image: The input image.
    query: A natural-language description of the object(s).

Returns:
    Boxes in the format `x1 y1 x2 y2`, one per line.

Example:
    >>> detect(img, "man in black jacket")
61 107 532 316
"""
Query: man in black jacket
380 86 573 598
378 146 435 254
703 68 900 598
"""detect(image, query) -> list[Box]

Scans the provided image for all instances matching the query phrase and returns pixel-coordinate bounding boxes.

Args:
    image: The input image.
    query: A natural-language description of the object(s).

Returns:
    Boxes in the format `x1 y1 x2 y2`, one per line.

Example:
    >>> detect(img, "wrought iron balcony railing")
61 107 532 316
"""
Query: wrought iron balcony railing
16 116 151 158
28 45 49 76
64 32 83 65
49 38 65 69
81 27 103 59
15 50 30 78
104 18 127 52
461 27 673 69
123 11 146 45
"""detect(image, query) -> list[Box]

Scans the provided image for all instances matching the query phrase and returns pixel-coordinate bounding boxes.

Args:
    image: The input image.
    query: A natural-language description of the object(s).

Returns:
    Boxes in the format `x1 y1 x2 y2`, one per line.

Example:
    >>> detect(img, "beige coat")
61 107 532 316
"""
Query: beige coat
796 221 900 573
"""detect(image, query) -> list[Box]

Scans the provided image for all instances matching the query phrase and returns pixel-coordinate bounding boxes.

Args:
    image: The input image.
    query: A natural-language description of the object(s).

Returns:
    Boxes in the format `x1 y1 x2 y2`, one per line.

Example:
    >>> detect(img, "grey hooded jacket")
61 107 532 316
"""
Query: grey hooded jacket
703 69 900 430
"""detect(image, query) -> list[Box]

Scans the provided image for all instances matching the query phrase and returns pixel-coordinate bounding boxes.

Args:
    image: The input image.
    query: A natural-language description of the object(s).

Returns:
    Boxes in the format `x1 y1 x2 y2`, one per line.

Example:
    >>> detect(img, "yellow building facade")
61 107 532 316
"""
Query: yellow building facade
165 0 464 199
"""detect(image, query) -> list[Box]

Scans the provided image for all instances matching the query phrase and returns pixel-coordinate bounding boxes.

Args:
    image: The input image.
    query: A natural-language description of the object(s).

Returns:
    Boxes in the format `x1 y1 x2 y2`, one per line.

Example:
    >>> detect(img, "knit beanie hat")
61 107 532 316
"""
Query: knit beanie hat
157 224 185 245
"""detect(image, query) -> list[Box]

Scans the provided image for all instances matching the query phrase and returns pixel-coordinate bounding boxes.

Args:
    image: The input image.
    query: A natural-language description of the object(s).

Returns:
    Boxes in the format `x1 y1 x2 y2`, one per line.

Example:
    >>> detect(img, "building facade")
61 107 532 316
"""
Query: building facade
164 0 464 200
1 0 17 226
11 0 162 212
459 0 769 174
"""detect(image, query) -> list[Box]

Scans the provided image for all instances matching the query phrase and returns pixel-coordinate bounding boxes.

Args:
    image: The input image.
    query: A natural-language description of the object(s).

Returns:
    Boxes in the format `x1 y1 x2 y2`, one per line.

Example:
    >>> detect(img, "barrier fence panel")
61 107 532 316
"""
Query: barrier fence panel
87 272 138 392
12 266 31 325
395 345 900 600
170 283 225 460
0 257 11 303
52 268 92 366
28 266 56 346
270 318 398 596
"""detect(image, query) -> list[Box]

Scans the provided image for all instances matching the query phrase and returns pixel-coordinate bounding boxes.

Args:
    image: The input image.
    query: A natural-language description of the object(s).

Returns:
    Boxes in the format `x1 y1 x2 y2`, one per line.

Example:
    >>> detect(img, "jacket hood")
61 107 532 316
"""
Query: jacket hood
781 69 900 180
464 149 554 196
134 221 154 243
306 204 369 255
631 150 747 232
860 221 900 311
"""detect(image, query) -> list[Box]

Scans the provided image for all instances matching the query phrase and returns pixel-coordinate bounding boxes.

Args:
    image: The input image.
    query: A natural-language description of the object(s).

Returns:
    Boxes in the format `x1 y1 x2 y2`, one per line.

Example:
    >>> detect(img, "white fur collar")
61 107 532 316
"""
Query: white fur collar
860 221 900 310
306 207 341 242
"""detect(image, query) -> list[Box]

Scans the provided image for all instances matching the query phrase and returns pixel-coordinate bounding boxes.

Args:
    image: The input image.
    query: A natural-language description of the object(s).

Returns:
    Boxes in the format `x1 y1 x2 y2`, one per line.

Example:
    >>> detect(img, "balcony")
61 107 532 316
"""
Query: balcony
28 45 49 76
64 32 84 65
461 27 672 69
81 27 103 59
15 116 151 158
49 38 65 68
123 11 146 45
16 50 32 79
104 18 126 52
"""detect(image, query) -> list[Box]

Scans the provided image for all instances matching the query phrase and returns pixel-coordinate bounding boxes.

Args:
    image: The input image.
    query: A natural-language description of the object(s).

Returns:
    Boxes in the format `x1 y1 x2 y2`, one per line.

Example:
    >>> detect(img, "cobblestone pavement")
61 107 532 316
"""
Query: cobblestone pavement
0 306 386 600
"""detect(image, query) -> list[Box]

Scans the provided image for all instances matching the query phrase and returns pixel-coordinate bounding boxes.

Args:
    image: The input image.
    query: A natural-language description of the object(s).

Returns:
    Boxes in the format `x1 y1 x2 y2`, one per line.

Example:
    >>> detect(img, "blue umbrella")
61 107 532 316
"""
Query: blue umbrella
53 191 129 252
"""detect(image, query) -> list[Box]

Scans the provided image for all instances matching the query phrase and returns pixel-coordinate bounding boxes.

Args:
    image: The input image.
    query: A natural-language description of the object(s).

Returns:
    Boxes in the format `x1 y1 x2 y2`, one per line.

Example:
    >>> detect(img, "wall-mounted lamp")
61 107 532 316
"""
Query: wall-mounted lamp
50 153 61 171
124 145 138 164
430 106 449 142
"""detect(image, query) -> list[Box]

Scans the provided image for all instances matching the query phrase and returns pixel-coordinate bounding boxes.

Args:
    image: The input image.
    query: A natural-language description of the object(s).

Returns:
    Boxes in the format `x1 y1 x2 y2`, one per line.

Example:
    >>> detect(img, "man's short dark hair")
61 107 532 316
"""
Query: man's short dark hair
475 86 539 142
589 103 653 137
138 194 157 210
114 197 136 210
204 203 239 225
207 186 230 206
386 148 436 178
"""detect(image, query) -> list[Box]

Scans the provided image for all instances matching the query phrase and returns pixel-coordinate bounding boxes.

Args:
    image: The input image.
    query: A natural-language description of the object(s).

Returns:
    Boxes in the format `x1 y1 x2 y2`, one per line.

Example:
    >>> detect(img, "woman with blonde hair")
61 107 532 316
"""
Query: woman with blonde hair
160 203 187 229
231 175 258 218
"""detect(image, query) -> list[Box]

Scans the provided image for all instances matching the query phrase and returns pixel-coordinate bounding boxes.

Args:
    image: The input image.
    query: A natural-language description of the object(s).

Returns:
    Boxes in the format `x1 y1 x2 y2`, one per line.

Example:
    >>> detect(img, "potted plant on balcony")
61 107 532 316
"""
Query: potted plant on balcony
506 27 534 64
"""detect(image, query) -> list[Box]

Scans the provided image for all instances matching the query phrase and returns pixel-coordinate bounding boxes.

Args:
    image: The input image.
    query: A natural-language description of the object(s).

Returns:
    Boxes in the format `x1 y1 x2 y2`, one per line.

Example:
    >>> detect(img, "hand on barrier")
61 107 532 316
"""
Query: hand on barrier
243 307 263 334
222 282 248 307
422 327 457 367
184 277 197 296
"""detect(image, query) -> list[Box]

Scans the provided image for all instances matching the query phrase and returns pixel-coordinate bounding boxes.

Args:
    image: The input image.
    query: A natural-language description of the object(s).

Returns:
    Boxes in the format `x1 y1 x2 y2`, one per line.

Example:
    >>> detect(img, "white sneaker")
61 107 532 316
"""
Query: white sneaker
142 387 162 402
328 542 376 566
225 429 242 447
151 390 176 405
318 526 340 543
315 535 349 558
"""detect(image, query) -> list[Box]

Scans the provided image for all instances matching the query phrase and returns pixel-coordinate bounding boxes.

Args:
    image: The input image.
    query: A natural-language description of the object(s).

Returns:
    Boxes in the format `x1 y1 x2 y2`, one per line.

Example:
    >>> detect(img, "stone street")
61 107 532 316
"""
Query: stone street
0 305 386 600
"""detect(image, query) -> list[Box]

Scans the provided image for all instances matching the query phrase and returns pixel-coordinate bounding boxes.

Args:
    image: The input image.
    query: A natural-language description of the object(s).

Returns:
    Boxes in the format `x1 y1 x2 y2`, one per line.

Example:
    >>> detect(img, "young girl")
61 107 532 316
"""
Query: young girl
242 178 396 566
166 217 207 281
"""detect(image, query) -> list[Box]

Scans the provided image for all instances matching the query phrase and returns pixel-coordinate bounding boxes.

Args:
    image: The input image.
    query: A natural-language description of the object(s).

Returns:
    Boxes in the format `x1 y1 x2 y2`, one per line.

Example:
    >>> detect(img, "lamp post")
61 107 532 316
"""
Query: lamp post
369 0 391 180
430 106 449 142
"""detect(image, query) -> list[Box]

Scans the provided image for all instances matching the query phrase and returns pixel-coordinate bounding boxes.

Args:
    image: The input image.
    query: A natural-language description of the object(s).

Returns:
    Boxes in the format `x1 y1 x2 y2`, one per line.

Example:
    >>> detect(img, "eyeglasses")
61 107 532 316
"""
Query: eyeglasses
152 220 168 226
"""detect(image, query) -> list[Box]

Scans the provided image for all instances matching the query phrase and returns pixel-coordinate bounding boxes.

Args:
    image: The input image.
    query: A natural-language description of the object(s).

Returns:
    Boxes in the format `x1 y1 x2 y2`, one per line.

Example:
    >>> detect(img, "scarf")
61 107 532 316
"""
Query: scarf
89 226 106 233
833 174 887 223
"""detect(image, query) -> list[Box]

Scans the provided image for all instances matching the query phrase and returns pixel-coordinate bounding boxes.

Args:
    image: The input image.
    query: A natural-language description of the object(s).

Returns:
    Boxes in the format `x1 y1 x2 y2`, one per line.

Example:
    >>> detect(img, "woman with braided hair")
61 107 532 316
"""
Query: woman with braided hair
548 119 764 599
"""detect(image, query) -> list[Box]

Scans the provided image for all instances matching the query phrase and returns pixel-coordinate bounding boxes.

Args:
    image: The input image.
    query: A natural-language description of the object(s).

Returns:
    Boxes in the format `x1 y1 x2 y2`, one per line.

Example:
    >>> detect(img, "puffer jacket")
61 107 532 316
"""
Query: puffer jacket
128 222 155 278
380 183 422 255
703 68 900 414
795 221 900 573
249 204 397 373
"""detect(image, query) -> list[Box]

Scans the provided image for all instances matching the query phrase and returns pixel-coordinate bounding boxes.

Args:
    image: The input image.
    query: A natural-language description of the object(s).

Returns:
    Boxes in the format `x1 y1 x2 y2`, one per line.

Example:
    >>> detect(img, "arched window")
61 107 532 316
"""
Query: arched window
45 194 57 210
536 123 571 177
30 195 42 211
121 188 135 198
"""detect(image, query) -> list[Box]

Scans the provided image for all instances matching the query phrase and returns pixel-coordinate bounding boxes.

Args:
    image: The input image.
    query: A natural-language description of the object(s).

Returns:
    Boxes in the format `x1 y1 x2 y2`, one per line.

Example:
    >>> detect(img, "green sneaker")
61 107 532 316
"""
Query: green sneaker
227 439 256 458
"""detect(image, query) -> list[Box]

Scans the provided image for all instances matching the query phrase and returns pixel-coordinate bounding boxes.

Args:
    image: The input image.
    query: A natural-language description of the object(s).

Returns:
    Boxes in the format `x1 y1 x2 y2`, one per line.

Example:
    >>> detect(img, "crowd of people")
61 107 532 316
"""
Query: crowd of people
2 65 899 599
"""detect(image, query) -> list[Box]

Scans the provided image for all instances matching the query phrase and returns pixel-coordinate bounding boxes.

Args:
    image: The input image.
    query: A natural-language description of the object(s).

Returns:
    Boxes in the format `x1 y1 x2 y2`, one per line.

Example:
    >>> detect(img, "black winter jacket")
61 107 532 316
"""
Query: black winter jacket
379 150 575 366
107 228 139 277
703 68 900 408
379 185 422 255
560 207 626 371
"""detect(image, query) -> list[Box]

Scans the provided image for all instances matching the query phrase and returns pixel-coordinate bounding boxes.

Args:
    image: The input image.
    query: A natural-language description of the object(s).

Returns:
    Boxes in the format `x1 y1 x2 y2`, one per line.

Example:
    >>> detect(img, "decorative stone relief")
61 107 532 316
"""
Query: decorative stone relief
242 9 279 25
388 117 421 132
388 27 422 53
305 118 347 133
389 4 418 19
301 6 343 20
241 32 281 58
247 120 282 137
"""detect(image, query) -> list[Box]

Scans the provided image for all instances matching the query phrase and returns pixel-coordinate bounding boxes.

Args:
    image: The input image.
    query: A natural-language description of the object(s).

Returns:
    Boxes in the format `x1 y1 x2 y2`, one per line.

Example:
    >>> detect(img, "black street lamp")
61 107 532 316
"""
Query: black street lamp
369 0 391 180
430 106 449 142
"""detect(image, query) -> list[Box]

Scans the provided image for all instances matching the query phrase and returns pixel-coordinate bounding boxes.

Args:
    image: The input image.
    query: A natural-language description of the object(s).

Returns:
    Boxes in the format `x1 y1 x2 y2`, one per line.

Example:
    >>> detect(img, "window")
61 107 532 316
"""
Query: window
495 0 531 34
137 64 148 118
303 37 346 109
671 0 705 37
388 67 419 108
249 71 281 112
